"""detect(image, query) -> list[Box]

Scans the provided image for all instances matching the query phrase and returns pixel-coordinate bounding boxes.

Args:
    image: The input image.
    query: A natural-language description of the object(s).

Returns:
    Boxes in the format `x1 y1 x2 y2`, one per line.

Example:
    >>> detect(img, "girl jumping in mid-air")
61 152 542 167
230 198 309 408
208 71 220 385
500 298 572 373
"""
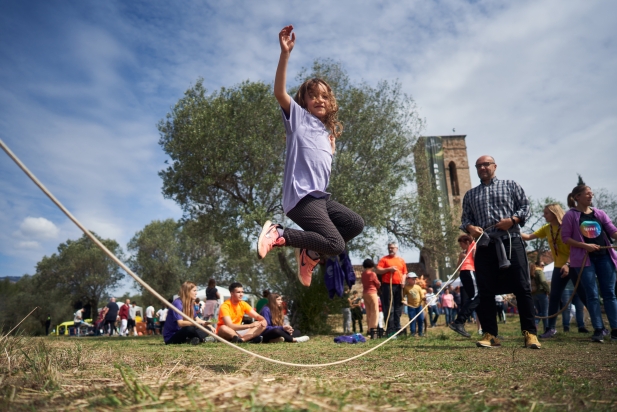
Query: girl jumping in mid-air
257 25 364 286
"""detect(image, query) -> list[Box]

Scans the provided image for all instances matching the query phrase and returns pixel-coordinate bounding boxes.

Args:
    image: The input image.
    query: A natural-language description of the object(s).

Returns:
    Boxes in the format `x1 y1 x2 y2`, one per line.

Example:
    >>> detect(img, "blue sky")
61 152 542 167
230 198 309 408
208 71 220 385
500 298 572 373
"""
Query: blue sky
1 1 616 293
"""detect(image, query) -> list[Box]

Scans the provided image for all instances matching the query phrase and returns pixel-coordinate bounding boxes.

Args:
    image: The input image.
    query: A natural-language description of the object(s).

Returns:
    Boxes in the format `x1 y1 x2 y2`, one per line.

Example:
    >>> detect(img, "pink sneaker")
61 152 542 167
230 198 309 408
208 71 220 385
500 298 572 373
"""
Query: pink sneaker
257 221 285 259
295 248 319 287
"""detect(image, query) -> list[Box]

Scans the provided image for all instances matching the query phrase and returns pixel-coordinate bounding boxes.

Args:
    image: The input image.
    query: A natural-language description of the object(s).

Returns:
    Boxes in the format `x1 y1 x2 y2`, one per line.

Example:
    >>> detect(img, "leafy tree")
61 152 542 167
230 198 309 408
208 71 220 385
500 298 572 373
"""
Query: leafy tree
35 233 124 321
594 188 617 223
127 219 221 307
0 274 74 335
127 219 185 306
158 60 424 330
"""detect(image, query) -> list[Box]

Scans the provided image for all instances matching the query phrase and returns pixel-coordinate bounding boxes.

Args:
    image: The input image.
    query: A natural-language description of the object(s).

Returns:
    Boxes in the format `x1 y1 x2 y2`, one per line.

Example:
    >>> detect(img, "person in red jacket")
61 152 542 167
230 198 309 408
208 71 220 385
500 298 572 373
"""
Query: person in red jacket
119 299 130 337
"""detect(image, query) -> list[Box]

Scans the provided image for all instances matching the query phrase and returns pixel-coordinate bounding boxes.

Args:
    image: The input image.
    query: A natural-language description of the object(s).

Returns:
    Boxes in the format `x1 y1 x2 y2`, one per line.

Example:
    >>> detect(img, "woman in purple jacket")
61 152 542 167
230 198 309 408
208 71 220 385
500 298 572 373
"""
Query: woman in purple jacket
562 185 617 343
259 293 309 343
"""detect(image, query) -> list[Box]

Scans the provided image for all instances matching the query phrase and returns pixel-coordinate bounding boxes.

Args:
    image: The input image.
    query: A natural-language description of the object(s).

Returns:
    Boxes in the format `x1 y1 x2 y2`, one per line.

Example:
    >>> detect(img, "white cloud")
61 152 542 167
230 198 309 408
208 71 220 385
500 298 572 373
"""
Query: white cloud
0 0 615 280
18 217 59 240
17 241 40 249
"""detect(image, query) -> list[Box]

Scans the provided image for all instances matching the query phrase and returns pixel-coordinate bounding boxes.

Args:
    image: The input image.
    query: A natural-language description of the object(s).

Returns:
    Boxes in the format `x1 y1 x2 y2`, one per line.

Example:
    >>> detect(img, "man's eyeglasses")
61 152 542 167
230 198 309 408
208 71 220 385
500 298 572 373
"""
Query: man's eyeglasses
475 162 495 169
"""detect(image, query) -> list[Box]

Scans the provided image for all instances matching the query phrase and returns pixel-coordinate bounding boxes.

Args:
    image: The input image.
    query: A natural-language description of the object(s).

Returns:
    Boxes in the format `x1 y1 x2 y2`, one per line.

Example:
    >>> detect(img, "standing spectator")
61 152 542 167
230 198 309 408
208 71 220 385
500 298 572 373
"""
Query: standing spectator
350 291 363 334
461 155 540 349
375 242 408 338
522 202 591 338
128 302 138 336
425 287 439 327
562 184 617 343
530 262 550 334
441 287 456 326
452 287 461 318
194 298 202 319
73 308 84 336
45 314 51 336
403 273 425 337
418 275 430 331
361 258 381 339
163 281 212 345
256 290 270 314
204 278 220 320
145 304 156 335
450 235 480 338
157 307 168 332
377 297 384 335
95 307 107 336
434 280 444 322
495 294 506 323
104 298 119 336
119 300 130 336
341 288 352 334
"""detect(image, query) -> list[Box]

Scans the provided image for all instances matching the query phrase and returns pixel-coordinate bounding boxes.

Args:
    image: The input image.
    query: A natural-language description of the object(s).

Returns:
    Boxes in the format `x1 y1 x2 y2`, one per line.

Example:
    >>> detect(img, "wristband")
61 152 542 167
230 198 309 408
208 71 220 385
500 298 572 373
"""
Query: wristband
566 262 570 267
510 217 516 226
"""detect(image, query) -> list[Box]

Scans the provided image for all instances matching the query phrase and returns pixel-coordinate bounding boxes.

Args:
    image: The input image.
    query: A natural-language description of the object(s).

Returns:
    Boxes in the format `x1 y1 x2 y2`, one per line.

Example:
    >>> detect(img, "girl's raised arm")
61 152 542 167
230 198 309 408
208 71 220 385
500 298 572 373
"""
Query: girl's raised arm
275 25 295 115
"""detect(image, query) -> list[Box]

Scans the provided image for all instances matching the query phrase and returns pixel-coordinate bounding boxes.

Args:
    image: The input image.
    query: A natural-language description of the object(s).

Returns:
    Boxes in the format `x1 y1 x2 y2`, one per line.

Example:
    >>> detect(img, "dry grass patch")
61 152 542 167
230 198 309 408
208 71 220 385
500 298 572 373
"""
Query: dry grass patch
1 317 617 411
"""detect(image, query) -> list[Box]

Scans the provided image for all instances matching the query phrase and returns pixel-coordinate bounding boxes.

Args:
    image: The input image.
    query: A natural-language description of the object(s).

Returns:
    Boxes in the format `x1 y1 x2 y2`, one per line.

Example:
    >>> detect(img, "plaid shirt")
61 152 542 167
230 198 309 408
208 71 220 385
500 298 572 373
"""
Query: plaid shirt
460 177 530 233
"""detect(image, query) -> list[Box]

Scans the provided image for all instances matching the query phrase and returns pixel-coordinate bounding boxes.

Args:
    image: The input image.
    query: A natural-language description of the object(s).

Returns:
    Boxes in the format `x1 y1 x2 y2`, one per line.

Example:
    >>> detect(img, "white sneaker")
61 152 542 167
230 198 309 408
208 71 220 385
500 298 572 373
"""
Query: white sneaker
295 335 310 343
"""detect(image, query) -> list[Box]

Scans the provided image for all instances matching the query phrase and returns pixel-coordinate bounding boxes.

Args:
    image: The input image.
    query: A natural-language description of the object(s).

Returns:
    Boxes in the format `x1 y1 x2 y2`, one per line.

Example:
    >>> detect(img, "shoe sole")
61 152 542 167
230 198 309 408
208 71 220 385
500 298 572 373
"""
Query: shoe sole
257 220 272 259
449 324 471 338
476 342 500 348
525 344 541 349
295 248 312 287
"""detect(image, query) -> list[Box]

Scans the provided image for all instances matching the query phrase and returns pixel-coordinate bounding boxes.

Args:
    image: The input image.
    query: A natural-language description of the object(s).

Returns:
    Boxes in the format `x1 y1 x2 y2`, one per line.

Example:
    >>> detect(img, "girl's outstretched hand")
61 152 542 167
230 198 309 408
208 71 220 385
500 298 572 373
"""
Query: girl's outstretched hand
279 25 296 54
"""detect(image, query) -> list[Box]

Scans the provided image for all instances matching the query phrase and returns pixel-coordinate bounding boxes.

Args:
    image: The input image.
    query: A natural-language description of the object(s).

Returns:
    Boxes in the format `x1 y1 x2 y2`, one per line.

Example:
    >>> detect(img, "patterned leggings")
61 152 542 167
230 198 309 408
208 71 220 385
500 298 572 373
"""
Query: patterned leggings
283 195 364 255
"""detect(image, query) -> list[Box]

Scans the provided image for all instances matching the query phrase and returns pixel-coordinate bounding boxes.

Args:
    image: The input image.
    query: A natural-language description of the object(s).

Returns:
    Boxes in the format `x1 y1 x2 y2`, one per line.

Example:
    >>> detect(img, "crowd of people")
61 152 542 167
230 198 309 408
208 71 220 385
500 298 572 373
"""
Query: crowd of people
161 281 309 345
344 156 617 349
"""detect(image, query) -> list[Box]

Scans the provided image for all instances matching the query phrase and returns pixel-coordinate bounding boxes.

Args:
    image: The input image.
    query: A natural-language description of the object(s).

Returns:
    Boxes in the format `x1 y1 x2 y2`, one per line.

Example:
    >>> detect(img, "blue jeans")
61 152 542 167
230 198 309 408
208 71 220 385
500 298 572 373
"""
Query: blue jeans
533 294 549 332
561 288 585 328
428 305 439 326
547 267 588 330
407 306 424 335
575 253 617 330
443 307 454 325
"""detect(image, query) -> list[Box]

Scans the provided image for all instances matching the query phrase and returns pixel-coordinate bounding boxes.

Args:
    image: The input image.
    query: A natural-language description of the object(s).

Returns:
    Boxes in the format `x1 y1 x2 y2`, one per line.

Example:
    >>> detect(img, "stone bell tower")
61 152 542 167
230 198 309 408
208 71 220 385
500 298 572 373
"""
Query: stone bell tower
414 135 472 281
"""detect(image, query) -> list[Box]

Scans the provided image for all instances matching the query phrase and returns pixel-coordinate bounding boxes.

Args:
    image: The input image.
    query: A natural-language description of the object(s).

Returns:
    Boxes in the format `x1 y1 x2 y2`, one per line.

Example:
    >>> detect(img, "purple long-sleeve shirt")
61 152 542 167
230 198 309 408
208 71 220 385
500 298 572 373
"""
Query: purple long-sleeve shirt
259 306 284 332
562 207 617 268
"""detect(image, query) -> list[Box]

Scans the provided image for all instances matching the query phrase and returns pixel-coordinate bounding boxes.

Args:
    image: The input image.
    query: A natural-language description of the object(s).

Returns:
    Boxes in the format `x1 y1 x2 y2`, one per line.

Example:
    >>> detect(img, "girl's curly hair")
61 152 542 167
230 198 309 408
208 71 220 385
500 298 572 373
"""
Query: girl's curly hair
294 78 343 138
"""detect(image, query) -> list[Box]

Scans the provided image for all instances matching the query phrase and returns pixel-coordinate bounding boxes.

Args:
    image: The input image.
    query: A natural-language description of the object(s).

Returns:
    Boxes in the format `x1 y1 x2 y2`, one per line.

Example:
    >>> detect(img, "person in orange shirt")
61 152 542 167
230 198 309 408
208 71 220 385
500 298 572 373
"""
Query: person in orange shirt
449 235 479 338
375 242 408 337
216 282 267 343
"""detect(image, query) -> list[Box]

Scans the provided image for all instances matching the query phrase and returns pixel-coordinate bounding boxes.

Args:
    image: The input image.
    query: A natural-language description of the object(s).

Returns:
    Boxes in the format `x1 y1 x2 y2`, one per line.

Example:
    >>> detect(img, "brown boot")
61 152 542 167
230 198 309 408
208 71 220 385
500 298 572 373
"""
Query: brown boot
476 332 501 348
524 331 541 349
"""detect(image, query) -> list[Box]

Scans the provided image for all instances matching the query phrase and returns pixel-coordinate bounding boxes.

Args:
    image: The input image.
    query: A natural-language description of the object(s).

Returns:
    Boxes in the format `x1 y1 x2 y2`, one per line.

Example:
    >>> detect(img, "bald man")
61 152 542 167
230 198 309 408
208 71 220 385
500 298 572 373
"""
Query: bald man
460 155 540 349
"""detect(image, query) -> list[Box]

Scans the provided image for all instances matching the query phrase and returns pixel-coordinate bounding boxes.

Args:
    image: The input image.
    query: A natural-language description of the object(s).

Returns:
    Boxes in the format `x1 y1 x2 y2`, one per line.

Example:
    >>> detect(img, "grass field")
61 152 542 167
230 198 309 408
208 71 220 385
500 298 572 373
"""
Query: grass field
1 315 617 411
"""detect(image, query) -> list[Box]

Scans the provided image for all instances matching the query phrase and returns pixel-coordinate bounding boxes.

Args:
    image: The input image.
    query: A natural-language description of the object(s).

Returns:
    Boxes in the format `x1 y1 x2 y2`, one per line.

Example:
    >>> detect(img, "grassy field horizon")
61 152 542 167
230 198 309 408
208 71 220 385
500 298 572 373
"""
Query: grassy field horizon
1 315 616 411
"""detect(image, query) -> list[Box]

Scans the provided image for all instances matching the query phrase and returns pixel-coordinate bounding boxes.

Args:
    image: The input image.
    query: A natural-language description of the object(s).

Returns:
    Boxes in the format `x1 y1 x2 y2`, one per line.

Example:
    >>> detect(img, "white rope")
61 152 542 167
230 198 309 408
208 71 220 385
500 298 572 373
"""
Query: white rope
0 138 480 367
